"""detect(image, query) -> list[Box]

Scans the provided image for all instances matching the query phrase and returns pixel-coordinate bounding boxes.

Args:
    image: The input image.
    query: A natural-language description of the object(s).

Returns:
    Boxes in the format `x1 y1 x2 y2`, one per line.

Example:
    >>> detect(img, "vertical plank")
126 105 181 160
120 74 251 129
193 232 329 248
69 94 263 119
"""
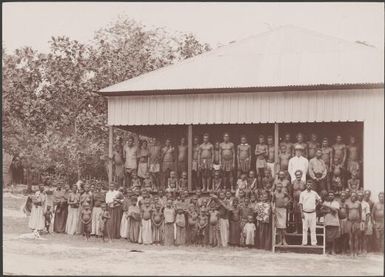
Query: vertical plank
187 125 193 191
108 126 113 184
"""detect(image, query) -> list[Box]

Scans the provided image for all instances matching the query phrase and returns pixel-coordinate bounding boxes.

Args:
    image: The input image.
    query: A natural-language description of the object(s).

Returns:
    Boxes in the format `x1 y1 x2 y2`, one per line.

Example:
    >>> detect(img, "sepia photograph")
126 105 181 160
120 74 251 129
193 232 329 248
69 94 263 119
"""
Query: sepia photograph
2 2 384 276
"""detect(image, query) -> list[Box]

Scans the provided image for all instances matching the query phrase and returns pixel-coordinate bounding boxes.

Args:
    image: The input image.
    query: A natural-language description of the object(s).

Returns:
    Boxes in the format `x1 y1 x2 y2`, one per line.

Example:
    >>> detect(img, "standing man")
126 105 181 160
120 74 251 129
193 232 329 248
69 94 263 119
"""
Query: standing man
123 136 138 188
219 133 235 191
237 135 251 177
299 180 321 246
321 138 333 189
346 136 361 178
198 134 214 192
111 144 125 187
280 133 294 158
266 135 276 179
149 137 162 190
192 137 200 191
288 145 309 183
308 149 328 193
177 137 188 179
307 133 320 160
371 192 384 253
322 191 340 254
294 133 309 159
161 138 176 190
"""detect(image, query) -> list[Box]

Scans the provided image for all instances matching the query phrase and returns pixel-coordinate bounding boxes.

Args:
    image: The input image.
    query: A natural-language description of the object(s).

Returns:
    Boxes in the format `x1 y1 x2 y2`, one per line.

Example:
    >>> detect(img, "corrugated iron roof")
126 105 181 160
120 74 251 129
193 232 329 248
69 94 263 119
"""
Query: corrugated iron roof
99 25 384 95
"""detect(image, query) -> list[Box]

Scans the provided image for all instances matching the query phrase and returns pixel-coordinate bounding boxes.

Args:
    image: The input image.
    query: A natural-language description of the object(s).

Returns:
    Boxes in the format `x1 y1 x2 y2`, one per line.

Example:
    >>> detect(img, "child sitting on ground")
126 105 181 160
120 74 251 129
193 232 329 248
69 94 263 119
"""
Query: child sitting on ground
178 171 188 192
212 170 223 193
246 170 257 196
347 171 360 194
131 171 142 191
143 172 154 193
197 207 209 246
236 173 248 198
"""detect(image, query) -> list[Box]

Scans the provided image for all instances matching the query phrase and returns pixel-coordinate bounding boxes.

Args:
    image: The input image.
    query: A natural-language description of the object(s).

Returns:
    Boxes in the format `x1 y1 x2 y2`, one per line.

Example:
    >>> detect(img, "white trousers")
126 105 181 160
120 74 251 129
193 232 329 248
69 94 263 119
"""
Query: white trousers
302 212 317 245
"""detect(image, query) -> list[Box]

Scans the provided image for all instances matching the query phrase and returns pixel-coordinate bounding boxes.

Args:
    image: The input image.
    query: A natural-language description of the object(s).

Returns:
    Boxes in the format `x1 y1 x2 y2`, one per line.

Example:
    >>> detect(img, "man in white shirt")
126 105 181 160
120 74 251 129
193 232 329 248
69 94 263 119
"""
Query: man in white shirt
299 180 321 246
288 144 309 183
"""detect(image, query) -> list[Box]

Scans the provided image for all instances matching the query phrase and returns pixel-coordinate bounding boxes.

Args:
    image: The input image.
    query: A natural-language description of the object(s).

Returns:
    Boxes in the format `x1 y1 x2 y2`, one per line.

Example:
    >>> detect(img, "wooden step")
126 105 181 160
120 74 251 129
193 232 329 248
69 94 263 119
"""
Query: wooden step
284 232 324 237
274 244 324 254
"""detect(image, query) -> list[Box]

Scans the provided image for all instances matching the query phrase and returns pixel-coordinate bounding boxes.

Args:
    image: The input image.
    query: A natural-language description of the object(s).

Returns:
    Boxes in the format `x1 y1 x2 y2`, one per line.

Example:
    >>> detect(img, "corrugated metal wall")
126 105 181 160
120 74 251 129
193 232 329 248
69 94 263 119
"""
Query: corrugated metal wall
107 88 384 196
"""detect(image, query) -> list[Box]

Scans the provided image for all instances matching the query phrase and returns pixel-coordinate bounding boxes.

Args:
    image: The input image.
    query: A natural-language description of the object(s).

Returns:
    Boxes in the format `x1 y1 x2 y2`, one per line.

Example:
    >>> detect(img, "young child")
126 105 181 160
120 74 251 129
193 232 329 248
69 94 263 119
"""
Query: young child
208 204 221 247
236 173 248 198
128 197 141 243
212 170 223 193
120 193 131 239
175 205 187 246
261 168 274 200
239 197 253 246
131 171 142 191
166 171 178 193
99 203 111 242
143 172 154 193
178 171 188 192
139 198 153 245
347 171 360 193
151 203 164 245
243 215 256 248
273 183 290 245
246 170 257 194
331 165 344 193
255 192 272 250
229 198 241 246
44 206 53 234
81 203 92 240
197 207 209 246
163 200 176 246
186 204 199 245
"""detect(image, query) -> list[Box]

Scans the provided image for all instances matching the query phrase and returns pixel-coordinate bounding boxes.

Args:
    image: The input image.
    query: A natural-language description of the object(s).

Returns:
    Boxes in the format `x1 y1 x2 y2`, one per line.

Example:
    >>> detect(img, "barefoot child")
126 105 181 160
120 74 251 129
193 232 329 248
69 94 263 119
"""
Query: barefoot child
229 198 242 246
166 171 178 193
163 200 176 246
273 183 290 245
178 171 188 192
186 204 199 245
212 170 223 193
236 173 248 198
99 203 111 242
44 206 53 234
347 171 360 193
208 204 221 247
197 207 209 246
152 203 164 245
139 198 153 245
81 203 92 240
175 204 187 246
243 215 256 248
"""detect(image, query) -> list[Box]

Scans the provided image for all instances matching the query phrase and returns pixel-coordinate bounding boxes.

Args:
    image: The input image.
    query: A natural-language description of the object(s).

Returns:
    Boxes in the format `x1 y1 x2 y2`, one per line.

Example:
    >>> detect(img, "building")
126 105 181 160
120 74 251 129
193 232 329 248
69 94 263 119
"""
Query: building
98 25 384 197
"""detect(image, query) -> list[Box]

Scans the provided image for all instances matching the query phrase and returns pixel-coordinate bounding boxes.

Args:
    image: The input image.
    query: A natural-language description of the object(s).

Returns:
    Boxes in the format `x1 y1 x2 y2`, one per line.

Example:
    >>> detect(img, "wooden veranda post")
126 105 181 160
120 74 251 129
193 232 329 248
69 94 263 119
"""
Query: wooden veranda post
187 125 193 191
108 126 113 184
272 123 279 252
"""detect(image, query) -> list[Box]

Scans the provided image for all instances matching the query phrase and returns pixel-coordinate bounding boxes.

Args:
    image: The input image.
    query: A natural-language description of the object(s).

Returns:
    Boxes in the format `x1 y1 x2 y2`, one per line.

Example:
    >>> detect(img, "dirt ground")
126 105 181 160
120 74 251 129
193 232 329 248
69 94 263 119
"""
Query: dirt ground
3 192 384 276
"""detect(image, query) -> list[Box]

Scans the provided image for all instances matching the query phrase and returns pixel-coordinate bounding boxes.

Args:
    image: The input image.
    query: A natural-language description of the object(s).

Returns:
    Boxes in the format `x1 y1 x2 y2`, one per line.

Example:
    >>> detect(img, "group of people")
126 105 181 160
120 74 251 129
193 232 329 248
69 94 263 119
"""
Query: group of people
112 132 362 195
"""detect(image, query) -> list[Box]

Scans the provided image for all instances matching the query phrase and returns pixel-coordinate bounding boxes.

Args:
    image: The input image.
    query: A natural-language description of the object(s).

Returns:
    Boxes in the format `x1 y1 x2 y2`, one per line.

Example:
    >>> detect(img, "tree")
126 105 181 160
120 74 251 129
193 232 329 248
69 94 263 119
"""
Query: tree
2 17 211 184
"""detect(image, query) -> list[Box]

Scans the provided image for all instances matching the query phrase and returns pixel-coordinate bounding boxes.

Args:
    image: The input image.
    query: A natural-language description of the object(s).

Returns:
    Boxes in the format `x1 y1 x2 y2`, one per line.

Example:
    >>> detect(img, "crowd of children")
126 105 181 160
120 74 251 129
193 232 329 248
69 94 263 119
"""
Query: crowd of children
24 132 383 256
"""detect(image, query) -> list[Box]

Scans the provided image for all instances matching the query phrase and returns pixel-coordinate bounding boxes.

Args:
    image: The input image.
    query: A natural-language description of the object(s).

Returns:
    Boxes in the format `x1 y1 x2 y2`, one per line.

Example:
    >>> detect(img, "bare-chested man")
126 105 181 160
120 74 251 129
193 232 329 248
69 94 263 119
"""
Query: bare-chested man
161 139 176 191
280 133 294 157
237 135 251 177
177 138 188 179
112 144 125 187
307 133 320 160
321 138 333 189
213 142 221 172
347 136 361 178
123 136 138 188
149 137 161 190
372 192 384 253
198 133 214 192
192 137 200 191
333 135 347 169
346 192 362 256
266 135 276 178
255 135 268 185
219 133 235 191
294 133 308 159
337 191 349 254
278 144 291 174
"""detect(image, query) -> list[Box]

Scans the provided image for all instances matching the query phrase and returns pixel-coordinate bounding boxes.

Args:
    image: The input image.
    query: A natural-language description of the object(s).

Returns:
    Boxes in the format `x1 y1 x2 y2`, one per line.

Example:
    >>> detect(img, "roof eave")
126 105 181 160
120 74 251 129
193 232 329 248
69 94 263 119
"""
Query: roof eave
96 83 384 97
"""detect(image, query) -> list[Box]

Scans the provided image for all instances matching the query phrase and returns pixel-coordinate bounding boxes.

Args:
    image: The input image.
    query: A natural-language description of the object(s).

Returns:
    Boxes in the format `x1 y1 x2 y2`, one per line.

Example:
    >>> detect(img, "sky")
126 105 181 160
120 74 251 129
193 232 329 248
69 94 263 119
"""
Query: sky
2 2 384 54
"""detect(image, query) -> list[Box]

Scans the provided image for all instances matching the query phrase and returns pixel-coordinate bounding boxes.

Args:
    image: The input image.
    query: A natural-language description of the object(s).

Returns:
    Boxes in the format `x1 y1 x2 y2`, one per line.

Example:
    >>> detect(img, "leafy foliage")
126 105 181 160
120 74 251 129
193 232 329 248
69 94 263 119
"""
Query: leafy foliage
2 17 210 184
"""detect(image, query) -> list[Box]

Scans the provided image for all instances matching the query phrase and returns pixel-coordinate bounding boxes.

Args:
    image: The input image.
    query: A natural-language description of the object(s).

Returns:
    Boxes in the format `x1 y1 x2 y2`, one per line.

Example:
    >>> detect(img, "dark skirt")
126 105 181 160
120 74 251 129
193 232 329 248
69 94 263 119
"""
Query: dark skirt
54 203 68 233
256 222 272 250
129 219 141 243
229 220 241 246
175 225 186 246
325 225 340 242
164 223 175 246
107 206 122 239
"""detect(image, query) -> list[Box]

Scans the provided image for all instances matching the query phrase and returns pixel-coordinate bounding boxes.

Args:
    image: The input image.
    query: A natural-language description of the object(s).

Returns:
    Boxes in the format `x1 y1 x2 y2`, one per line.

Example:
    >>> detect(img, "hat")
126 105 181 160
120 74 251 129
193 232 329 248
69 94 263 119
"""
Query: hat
294 144 304 150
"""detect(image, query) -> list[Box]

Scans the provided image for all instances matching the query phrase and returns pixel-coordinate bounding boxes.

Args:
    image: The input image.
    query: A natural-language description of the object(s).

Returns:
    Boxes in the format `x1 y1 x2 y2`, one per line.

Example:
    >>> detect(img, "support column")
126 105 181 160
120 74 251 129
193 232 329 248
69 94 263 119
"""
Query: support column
187 125 193 191
108 126 113 184
274 123 279 174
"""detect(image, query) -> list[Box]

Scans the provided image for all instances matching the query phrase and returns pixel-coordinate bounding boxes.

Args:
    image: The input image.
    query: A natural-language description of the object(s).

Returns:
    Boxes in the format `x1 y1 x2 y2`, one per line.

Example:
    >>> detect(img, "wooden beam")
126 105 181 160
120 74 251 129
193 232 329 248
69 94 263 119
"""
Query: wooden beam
187 125 193 191
274 123 279 174
108 126 113 184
